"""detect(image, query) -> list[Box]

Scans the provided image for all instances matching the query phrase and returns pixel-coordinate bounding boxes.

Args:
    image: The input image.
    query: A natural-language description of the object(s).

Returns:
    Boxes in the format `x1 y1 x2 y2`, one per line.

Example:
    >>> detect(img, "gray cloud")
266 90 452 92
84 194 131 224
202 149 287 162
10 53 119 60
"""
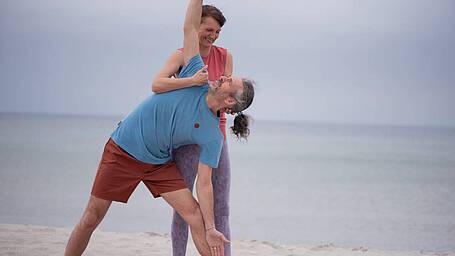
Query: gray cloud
1 0 454 127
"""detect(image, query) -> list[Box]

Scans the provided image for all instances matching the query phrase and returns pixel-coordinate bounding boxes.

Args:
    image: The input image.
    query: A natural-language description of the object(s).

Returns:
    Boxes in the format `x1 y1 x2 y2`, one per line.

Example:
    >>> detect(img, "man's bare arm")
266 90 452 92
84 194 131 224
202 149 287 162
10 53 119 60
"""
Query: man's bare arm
196 162 215 230
196 161 229 254
183 0 203 65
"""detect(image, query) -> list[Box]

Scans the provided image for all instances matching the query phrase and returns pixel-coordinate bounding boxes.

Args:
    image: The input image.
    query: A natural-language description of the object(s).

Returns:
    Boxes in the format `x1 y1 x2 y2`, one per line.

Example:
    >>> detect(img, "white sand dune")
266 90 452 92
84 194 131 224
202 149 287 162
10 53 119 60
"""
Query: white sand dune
0 223 453 256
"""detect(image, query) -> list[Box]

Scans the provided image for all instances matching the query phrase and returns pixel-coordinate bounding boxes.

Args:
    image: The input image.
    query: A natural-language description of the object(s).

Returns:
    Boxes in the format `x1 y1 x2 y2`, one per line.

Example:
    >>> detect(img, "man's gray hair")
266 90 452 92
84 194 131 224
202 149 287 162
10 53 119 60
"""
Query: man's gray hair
231 78 255 113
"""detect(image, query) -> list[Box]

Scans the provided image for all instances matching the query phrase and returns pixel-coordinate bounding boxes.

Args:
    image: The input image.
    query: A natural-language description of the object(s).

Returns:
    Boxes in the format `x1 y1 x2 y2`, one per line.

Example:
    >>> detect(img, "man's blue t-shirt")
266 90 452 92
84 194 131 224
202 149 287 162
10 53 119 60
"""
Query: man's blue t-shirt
111 55 223 168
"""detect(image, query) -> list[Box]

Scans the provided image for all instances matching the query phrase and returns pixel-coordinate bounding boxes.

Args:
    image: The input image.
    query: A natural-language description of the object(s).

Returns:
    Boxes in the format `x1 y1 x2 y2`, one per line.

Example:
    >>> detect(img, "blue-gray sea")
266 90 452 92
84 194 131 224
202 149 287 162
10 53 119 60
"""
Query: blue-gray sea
1 113 454 251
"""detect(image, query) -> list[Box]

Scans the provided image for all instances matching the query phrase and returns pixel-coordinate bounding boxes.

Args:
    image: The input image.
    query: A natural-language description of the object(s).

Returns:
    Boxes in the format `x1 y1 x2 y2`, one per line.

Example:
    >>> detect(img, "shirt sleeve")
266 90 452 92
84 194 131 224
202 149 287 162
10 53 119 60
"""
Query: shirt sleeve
199 139 223 168
178 54 204 79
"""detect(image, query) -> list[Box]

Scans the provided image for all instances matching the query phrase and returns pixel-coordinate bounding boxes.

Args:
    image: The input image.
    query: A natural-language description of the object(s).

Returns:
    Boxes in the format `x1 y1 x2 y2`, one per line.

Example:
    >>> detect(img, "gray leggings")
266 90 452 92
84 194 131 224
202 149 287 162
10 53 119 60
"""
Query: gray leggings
172 141 231 256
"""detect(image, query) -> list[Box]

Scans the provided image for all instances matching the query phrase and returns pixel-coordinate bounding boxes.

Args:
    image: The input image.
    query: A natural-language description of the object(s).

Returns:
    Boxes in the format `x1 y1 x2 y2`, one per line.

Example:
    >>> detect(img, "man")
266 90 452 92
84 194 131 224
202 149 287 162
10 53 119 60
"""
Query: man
64 0 255 255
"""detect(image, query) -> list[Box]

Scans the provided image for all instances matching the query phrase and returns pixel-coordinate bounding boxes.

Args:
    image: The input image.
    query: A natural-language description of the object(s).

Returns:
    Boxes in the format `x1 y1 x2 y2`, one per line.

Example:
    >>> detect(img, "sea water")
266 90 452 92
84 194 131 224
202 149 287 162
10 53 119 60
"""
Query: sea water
1 113 454 251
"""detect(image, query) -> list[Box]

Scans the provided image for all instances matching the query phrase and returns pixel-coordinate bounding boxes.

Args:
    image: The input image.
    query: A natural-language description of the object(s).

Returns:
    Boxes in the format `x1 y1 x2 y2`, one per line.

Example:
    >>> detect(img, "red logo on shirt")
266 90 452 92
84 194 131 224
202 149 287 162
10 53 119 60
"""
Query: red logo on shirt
194 123 200 128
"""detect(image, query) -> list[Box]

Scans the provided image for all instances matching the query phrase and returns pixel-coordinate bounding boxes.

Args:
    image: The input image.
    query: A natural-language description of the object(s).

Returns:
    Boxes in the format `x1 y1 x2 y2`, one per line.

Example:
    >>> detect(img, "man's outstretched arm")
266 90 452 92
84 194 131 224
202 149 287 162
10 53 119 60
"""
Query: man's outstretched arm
183 0 203 65
196 162 230 255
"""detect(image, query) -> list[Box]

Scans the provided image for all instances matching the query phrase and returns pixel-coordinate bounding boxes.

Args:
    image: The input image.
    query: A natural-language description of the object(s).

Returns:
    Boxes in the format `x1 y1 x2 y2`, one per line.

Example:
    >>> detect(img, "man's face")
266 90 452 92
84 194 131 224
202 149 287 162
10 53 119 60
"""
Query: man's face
210 76 243 108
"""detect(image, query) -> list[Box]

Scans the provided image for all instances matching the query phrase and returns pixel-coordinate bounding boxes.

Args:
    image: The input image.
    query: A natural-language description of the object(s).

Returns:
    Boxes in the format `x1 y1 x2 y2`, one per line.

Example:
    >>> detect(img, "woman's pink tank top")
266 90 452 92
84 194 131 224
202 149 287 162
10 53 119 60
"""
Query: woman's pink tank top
201 46 228 140
178 45 228 140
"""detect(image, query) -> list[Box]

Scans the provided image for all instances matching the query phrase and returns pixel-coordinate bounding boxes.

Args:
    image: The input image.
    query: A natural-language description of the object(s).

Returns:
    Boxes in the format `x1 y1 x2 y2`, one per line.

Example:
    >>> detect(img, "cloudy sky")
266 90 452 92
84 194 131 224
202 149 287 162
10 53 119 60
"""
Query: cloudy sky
1 0 454 127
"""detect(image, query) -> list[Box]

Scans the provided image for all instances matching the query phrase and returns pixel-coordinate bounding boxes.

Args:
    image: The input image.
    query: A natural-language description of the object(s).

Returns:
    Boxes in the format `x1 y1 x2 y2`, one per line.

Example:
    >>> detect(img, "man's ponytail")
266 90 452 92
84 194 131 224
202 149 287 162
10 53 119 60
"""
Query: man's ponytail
231 112 250 139
229 78 255 140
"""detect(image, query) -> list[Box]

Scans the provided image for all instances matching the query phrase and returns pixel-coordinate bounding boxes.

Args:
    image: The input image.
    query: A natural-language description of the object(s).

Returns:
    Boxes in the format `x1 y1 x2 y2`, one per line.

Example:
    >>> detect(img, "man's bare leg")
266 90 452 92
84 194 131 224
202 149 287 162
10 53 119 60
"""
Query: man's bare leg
162 189 211 256
64 196 112 256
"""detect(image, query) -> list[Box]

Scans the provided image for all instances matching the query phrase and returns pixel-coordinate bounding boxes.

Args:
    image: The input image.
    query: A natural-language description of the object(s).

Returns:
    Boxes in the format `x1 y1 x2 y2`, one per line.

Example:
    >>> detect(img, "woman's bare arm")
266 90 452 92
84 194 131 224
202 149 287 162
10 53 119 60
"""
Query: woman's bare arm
151 50 207 93
224 51 233 76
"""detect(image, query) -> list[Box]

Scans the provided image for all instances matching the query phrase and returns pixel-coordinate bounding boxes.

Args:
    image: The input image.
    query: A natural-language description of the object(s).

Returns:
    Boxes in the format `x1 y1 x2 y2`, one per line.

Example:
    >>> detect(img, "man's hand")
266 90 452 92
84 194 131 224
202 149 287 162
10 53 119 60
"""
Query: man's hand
205 228 230 256
191 65 209 85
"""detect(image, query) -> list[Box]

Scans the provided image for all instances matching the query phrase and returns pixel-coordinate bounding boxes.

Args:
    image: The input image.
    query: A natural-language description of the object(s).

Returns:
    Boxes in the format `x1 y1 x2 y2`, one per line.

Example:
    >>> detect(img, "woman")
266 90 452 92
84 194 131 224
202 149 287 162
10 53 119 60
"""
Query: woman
152 5 233 256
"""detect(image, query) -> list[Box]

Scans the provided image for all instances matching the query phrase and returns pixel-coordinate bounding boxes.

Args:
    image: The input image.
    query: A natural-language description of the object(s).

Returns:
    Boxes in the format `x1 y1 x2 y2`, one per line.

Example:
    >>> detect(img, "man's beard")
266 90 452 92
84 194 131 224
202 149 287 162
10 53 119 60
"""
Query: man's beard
209 79 221 92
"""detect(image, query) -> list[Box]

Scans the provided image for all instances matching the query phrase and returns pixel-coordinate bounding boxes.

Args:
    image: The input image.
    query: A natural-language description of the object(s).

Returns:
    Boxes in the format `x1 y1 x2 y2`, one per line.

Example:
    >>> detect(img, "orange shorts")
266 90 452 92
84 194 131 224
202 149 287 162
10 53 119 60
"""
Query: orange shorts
91 138 187 203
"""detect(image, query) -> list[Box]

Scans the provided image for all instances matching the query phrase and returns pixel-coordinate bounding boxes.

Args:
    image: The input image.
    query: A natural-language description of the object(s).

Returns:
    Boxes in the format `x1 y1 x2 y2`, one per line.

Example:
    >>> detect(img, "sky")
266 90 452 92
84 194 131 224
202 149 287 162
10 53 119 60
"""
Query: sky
1 0 454 127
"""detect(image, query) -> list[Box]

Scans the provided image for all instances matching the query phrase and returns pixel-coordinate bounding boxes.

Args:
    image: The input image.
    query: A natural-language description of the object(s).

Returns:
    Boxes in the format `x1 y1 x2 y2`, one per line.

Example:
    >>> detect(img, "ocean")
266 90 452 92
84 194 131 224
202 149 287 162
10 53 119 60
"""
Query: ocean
1 113 454 251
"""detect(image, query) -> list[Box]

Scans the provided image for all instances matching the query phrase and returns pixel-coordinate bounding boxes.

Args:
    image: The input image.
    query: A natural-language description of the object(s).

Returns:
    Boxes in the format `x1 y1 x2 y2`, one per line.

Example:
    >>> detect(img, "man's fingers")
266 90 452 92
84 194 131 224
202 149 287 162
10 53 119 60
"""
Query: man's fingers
222 235 231 243
219 245 224 256
212 246 220 256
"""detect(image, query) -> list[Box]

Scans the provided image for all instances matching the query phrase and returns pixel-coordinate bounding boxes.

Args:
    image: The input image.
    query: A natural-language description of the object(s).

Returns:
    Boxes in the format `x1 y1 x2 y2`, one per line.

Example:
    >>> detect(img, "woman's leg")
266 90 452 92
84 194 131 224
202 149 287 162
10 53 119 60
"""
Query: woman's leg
171 145 199 256
212 141 231 256
171 142 231 256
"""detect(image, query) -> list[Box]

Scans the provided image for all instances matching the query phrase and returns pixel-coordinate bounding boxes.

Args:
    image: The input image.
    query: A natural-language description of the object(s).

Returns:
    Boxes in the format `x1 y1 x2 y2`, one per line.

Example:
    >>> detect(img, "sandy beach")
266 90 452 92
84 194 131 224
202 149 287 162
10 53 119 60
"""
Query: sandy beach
0 223 452 256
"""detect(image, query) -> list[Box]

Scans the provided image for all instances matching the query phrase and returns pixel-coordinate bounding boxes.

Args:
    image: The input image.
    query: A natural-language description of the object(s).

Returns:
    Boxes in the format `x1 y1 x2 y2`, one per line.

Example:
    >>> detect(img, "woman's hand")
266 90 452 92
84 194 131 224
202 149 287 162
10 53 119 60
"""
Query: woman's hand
205 228 230 256
191 65 209 85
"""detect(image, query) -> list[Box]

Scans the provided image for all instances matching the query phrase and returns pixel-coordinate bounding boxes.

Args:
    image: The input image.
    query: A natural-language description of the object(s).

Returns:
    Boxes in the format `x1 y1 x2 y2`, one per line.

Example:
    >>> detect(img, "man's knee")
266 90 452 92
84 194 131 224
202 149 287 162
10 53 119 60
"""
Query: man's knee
79 210 103 231
180 202 203 227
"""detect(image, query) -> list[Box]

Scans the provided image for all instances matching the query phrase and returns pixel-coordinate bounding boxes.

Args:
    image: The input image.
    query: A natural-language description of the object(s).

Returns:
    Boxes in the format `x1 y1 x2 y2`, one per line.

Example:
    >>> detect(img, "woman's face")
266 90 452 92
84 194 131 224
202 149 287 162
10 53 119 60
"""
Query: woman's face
198 16 221 47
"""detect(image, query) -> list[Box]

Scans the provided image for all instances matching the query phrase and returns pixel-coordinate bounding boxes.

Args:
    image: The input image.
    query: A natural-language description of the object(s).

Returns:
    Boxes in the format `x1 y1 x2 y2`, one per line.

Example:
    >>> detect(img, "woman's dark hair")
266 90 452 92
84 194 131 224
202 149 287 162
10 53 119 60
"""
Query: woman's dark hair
230 79 255 140
202 5 226 27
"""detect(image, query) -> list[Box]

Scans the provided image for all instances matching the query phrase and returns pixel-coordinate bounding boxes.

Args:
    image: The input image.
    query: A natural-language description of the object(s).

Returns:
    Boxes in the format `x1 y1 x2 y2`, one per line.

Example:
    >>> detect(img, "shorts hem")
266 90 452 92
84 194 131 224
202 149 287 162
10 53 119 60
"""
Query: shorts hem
91 192 129 204
153 186 188 198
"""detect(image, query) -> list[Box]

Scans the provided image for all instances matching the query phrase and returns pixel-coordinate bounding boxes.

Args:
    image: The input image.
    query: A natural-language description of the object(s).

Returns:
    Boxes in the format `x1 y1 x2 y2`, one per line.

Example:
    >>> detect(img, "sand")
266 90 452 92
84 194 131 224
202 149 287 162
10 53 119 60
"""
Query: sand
0 223 453 256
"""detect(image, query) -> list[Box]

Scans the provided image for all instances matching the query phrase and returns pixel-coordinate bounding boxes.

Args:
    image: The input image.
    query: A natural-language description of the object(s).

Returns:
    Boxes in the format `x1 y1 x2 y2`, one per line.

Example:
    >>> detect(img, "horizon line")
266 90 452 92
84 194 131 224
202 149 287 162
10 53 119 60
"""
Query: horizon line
2 110 454 131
